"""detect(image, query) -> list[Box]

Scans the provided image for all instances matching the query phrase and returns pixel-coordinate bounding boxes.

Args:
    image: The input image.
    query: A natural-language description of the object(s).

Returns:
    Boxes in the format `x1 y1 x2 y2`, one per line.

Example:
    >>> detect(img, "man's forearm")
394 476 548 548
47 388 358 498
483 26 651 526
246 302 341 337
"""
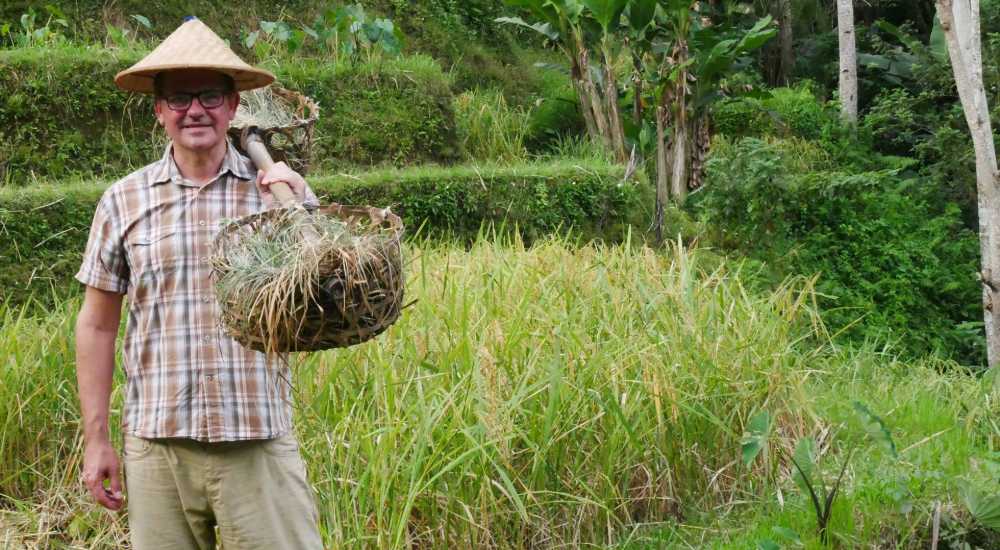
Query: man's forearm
75 321 118 443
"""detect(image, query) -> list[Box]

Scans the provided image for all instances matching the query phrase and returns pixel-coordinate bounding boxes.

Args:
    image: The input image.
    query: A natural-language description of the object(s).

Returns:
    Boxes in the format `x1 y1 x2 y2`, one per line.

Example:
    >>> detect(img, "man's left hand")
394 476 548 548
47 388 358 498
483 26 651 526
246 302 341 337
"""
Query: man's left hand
256 161 307 209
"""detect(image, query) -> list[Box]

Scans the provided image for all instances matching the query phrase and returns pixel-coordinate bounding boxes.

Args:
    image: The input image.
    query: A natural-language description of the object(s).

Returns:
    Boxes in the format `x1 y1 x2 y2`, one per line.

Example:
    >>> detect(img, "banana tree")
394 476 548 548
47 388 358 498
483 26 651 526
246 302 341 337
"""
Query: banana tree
497 0 629 161
645 2 775 238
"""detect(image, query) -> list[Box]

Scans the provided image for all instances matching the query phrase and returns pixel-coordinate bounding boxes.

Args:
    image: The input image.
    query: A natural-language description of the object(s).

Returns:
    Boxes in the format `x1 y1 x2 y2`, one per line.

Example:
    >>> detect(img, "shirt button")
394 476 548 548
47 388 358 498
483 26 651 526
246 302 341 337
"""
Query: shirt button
199 220 207 227
202 335 211 343
202 296 211 303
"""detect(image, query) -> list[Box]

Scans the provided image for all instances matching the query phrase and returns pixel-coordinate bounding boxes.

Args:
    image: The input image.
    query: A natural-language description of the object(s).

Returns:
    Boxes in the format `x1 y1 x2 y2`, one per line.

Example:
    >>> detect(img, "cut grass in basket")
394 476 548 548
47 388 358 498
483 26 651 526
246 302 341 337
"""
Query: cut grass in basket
211 206 403 354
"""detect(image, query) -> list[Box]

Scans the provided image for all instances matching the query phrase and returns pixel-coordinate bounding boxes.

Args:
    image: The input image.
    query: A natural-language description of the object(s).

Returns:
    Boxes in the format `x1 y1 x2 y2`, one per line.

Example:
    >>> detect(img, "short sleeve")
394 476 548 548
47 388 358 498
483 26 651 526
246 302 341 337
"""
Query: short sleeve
75 189 129 294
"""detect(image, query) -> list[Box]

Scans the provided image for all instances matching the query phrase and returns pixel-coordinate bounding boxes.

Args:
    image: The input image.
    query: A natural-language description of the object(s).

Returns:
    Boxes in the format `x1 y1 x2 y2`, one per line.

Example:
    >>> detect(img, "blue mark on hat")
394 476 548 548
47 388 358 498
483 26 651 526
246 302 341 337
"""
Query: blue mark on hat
183 15 198 22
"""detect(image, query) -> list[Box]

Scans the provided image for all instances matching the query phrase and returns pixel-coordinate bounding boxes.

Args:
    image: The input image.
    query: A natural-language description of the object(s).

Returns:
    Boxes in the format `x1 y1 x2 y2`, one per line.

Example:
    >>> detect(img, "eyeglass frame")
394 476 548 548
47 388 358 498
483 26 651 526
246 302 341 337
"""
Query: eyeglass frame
157 89 232 112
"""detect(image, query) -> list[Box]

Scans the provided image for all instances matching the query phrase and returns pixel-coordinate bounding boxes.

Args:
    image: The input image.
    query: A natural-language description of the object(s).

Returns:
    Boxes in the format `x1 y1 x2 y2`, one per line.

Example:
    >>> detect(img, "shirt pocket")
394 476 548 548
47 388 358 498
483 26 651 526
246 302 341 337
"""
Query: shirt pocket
127 226 180 300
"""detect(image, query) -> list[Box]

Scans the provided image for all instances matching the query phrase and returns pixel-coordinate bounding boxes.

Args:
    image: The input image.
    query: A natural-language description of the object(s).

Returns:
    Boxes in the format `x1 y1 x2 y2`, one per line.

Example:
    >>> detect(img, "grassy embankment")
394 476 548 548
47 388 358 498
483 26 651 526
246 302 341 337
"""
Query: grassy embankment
1 236 996 549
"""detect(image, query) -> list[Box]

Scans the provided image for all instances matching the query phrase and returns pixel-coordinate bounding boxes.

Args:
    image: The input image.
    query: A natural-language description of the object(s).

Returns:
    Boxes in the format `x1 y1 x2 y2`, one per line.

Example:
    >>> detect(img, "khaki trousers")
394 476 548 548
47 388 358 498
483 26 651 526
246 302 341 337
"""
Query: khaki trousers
123 433 323 550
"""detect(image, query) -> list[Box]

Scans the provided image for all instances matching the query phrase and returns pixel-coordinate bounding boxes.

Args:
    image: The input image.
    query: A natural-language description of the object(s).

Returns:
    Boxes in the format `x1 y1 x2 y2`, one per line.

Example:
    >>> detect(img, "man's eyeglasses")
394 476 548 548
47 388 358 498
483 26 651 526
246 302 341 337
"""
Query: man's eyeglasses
161 89 228 111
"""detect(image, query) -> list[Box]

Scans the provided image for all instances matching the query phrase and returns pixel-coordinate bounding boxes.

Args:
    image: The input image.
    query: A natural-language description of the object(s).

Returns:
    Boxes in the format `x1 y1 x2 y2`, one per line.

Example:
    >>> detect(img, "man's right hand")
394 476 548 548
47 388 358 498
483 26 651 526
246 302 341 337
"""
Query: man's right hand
82 439 124 511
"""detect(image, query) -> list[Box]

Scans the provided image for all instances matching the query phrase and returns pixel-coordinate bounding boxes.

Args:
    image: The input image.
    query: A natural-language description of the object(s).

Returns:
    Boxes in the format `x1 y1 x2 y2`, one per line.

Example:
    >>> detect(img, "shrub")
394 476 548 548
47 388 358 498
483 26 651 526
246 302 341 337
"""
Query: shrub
0 45 152 184
692 137 983 364
0 159 645 308
712 84 839 141
273 54 459 169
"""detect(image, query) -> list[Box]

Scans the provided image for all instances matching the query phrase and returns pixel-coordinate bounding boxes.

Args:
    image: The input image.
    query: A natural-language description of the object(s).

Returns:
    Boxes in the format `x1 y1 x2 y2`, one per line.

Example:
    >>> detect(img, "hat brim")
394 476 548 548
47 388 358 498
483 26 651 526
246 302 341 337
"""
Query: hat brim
115 64 275 94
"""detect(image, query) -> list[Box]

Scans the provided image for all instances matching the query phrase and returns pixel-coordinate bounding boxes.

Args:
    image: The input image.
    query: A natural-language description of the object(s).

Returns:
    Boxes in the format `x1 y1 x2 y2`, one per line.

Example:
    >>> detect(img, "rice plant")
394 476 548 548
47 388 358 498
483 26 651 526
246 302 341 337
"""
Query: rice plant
454 89 532 163
0 236 995 548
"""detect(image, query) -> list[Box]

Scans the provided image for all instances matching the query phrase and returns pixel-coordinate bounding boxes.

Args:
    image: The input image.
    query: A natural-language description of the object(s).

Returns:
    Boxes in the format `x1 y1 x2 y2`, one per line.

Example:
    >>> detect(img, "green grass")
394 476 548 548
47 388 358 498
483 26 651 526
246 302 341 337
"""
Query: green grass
1 236 996 548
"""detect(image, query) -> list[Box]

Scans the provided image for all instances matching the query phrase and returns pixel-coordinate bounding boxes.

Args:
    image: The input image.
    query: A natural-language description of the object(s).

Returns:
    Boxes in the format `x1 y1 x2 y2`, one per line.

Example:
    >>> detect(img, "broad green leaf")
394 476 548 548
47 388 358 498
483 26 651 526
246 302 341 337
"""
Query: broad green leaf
756 540 781 550
627 0 657 32
874 20 925 56
740 410 771 467
581 0 628 31
44 4 67 21
853 401 897 458
961 483 1000 530
792 437 816 489
494 16 559 40
130 14 152 29
858 53 891 70
772 525 801 544
260 20 277 35
287 29 306 53
243 30 259 49
273 21 291 42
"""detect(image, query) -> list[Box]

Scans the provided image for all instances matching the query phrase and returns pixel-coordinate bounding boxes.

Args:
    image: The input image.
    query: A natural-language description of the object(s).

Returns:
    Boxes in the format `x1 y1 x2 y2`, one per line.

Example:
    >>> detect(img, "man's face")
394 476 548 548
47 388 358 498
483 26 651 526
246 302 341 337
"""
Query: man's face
154 70 239 154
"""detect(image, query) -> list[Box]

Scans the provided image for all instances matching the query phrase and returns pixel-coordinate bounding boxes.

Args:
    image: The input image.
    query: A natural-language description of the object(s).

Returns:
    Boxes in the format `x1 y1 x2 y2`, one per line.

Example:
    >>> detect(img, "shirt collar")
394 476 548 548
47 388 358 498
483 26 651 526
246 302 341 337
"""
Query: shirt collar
150 138 256 186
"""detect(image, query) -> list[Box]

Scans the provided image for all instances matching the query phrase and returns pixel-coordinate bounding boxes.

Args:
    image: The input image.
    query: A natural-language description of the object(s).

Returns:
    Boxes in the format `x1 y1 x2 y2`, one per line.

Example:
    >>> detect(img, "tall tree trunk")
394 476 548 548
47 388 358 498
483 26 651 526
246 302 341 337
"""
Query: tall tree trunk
580 47 613 151
601 44 627 162
778 0 794 85
669 44 689 204
937 0 1000 369
655 105 670 243
837 0 858 123
632 53 644 127
569 55 600 142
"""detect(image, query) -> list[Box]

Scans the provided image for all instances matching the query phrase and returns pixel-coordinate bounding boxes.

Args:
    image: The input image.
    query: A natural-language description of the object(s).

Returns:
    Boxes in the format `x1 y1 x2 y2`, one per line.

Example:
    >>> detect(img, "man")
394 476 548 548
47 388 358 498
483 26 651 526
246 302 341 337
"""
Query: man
74 18 323 549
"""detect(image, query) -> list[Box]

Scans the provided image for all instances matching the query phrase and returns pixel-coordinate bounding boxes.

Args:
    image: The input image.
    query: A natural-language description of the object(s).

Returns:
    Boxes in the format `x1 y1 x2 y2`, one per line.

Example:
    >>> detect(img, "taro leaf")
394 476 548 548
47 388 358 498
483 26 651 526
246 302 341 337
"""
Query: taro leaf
494 16 559 41
741 410 771 467
273 22 291 42
772 526 801 544
961 483 1000 530
244 30 259 49
756 540 781 550
260 20 277 35
853 401 897 458
130 14 152 29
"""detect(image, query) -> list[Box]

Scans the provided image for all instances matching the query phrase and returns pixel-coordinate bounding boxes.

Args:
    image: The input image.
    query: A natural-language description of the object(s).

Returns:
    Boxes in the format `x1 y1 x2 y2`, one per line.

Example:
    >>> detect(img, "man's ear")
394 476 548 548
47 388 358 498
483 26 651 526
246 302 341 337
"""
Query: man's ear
153 98 165 126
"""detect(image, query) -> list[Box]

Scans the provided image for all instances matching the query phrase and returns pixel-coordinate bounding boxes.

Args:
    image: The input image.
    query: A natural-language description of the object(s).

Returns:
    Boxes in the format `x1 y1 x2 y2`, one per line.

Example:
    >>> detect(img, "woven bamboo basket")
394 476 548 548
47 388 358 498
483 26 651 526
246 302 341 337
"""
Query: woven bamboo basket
211 86 406 353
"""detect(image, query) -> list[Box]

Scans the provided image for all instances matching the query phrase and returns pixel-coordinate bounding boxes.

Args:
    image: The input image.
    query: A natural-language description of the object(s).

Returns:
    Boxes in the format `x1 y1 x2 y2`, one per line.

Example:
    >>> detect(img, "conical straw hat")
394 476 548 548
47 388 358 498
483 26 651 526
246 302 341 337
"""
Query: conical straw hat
115 17 274 94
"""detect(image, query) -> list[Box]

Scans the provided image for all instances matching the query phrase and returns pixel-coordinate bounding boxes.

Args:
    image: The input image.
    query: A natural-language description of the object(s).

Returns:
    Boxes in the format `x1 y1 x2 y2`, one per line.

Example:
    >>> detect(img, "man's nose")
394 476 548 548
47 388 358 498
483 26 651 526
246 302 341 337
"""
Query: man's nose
186 97 208 116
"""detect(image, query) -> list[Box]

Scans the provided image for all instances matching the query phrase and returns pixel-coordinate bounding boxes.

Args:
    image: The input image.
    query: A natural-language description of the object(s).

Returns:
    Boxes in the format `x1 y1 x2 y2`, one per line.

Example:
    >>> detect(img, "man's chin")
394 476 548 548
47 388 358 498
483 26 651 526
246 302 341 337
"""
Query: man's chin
173 134 224 152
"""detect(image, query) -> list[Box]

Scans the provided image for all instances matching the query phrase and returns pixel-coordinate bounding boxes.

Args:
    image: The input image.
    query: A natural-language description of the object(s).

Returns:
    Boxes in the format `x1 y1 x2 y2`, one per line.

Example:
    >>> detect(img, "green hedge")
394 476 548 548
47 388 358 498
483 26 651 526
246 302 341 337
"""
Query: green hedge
0 160 645 307
0 45 458 183
272 56 458 169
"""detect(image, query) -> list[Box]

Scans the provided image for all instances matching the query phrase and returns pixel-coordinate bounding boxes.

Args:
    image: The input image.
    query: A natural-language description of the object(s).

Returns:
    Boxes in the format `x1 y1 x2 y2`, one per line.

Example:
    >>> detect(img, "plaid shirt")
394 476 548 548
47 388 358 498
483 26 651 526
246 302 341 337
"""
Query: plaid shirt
76 141 318 442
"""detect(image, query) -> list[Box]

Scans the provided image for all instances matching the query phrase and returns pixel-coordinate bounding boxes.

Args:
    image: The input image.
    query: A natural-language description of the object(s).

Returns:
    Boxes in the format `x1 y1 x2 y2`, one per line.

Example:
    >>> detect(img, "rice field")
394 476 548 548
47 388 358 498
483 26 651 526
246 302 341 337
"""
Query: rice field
1 236 997 548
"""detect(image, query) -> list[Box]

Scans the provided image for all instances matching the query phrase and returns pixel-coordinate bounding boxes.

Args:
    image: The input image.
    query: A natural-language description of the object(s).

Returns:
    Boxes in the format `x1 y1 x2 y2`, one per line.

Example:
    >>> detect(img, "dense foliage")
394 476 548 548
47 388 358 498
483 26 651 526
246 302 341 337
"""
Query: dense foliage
694 130 982 364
